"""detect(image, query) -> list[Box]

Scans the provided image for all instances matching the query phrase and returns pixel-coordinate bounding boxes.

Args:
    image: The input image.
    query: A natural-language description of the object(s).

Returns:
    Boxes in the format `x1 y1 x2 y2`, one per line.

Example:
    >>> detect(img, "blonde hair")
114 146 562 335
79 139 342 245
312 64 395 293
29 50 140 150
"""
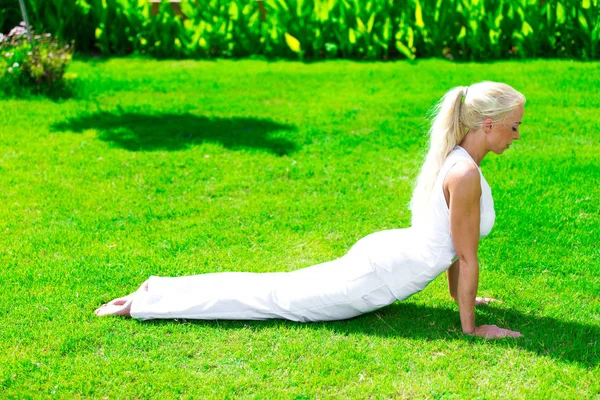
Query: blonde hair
410 81 526 222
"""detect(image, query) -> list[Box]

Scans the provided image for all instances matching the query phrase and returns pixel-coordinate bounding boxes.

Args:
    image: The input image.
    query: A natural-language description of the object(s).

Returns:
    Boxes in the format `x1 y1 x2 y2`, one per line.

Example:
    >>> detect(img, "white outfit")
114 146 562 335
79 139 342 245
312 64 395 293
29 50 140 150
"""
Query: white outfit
130 146 495 322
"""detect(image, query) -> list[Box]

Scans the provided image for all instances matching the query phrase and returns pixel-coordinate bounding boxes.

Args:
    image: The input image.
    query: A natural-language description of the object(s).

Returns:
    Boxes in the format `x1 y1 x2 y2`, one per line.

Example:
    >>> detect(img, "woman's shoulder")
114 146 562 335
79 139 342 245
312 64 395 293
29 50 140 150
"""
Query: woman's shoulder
446 160 480 185
444 158 481 199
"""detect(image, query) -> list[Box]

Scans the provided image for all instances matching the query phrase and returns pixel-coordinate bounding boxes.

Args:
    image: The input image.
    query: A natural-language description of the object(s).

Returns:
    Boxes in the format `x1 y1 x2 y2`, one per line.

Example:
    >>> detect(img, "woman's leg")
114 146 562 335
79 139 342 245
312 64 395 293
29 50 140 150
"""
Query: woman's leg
95 250 396 322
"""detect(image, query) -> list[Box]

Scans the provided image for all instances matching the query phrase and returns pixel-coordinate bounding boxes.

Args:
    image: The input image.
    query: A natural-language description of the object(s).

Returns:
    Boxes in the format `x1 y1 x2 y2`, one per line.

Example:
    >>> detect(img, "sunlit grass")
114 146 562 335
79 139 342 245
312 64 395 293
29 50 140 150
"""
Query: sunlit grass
0 58 598 398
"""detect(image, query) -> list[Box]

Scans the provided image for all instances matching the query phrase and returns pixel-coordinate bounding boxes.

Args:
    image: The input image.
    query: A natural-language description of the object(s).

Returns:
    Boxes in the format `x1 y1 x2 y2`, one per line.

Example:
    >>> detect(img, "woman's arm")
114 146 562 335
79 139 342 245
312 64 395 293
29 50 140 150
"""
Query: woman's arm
447 260 499 305
446 161 481 334
446 161 521 339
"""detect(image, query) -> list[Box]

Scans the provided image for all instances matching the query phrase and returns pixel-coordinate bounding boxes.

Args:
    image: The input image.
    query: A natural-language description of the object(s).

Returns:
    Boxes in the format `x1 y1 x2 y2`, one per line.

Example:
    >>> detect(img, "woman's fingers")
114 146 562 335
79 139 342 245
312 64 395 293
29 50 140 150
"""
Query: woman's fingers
506 329 523 338
475 325 522 339
494 327 522 339
474 297 502 306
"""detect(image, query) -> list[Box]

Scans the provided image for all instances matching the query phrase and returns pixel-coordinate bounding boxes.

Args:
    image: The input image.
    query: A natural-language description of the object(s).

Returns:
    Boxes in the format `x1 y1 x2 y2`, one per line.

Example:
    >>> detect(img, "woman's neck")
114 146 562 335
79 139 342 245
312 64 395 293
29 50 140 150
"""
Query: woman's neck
458 131 488 166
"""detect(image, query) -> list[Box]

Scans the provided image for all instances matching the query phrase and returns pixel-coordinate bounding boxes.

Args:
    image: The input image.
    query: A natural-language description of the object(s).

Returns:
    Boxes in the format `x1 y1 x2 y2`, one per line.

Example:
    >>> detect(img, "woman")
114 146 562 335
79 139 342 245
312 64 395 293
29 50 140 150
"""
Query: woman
96 81 525 339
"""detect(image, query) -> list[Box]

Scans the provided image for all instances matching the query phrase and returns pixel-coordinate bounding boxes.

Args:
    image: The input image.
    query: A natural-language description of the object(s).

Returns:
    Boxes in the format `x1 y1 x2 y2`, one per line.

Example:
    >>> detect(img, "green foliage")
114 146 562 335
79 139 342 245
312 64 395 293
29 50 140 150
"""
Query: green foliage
4 0 600 60
0 23 74 95
19 0 97 52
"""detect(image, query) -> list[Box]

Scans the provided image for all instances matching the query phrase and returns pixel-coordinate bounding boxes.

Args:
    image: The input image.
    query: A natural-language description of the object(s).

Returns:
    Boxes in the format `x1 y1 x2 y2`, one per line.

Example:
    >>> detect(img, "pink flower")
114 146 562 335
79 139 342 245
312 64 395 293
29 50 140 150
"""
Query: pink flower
8 26 27 38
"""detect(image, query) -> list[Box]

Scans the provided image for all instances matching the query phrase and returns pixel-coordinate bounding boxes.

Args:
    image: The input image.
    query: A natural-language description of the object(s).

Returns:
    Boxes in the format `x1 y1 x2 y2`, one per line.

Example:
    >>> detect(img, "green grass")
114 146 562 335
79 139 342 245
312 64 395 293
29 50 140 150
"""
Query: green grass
1 58 599 398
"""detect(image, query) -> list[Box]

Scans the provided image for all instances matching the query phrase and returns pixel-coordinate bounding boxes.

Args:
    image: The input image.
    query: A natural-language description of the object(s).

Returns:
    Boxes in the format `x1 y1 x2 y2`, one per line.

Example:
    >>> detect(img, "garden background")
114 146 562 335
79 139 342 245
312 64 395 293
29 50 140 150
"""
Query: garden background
1 0 599 398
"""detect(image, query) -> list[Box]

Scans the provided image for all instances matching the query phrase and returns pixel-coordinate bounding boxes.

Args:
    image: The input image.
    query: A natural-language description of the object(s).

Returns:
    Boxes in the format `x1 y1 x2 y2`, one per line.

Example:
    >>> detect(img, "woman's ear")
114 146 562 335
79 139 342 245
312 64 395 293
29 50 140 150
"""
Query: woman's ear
483 118 493 133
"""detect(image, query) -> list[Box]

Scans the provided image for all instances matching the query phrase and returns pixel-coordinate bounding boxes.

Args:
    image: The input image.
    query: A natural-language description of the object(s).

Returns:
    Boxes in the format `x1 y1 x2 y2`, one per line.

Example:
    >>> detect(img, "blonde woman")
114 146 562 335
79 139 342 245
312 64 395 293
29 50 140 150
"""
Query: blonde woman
96 81 525 340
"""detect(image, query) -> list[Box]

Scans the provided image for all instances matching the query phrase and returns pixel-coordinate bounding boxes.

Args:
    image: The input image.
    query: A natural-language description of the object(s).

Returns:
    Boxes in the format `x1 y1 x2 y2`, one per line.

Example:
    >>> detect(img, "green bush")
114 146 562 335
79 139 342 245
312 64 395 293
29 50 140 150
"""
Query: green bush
0 23 74 95
6 0 600 61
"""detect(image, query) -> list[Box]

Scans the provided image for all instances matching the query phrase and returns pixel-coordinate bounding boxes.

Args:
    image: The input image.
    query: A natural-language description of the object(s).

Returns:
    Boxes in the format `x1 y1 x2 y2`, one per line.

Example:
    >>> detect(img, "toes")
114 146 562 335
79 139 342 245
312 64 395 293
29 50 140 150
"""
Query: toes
95 306 113 317
95 301 131 317
95 297 133 317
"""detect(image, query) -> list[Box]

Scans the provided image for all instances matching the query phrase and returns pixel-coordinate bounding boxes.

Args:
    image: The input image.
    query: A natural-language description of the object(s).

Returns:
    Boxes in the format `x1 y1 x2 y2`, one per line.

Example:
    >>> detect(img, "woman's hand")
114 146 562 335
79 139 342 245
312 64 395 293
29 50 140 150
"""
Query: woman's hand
469 325 522 339
474 297 501 306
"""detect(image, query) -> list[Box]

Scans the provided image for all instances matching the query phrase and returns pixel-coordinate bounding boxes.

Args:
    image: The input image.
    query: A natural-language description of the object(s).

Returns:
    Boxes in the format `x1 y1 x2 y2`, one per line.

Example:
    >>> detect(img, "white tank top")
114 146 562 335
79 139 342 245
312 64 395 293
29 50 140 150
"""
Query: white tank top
412 145 496 266
436 145 496 238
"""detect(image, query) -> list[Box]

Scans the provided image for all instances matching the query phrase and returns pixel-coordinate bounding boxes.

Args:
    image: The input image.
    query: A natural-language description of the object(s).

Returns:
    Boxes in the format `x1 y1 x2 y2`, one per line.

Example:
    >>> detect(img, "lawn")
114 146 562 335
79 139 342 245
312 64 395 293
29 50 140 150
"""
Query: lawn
0 58 598 398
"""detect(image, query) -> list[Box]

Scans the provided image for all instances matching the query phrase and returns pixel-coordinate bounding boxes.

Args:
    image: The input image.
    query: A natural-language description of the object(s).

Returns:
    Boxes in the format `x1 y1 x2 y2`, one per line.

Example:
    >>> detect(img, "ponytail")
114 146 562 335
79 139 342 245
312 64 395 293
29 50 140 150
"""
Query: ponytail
410 86 467 222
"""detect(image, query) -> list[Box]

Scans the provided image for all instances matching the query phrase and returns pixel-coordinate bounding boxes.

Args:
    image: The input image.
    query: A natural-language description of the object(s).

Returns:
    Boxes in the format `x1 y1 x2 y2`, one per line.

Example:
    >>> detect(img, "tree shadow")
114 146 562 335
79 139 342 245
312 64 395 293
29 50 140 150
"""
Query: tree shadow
53 112 298 155
142 302 599 369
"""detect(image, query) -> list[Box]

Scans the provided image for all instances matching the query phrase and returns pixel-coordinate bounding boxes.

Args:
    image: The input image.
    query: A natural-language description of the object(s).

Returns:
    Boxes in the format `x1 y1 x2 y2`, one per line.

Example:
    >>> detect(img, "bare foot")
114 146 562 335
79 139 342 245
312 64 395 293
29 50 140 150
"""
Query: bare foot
95 280 149 317
94 295 133 317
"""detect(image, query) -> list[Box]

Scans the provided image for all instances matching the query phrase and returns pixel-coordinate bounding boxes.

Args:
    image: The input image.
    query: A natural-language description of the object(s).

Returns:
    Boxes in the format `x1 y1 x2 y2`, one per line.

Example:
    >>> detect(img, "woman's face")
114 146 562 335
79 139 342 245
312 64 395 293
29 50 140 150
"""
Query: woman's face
486 104 525 154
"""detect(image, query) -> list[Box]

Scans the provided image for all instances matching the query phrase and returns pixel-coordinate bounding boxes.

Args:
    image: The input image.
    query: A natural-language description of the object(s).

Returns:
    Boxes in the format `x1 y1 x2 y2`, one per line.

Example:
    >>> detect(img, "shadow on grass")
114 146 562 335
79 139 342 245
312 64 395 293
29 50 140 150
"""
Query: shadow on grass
143 302 599 369
53 112 298 155
1 81 78 102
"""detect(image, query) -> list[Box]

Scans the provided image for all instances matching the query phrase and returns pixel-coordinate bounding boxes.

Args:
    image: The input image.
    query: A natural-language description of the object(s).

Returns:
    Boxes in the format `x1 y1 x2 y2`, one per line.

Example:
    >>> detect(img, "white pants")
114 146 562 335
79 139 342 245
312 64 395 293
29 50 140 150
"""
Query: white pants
130 247 397 322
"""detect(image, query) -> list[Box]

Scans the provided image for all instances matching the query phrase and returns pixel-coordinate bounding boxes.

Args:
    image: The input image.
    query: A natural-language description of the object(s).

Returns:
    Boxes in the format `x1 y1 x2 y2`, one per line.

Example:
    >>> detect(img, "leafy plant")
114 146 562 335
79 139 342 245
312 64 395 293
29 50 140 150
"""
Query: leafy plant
2 0 598 60
0 23 74 94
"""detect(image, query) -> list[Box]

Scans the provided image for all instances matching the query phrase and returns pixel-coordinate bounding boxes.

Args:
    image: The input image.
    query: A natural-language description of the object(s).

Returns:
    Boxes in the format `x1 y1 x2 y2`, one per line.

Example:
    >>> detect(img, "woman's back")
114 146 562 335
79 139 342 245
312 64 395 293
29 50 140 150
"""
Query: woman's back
353 146 495 300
